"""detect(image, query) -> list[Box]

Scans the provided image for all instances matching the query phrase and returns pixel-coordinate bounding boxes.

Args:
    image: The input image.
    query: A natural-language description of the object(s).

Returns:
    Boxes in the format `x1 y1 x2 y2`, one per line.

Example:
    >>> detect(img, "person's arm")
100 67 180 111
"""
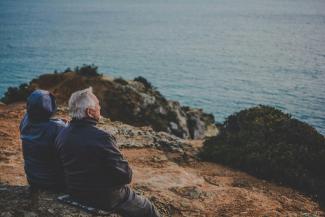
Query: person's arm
98 133 133 185
19 114 28 133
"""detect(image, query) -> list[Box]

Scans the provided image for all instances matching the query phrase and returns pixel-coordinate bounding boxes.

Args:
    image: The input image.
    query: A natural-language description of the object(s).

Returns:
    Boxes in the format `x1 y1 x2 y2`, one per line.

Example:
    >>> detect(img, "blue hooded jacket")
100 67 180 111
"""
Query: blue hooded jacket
20 90 66 191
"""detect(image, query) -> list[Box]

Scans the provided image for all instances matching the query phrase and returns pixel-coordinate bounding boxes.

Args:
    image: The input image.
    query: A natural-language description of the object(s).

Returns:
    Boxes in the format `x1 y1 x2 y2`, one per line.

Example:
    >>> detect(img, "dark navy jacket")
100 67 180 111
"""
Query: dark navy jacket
20 90 66 191
55 118 132 207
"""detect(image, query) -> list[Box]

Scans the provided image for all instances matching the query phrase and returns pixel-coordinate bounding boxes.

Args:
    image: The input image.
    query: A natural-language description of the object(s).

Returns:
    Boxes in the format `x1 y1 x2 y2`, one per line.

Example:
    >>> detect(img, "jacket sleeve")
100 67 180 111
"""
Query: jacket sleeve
97 133 133 185
19 114 28 133
52 119 67 134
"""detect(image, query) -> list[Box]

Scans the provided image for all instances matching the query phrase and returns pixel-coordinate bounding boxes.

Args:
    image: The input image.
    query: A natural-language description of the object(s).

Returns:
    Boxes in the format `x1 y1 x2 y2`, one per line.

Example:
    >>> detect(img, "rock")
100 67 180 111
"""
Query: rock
170 186 208 199
182 106 218 139
23 211 37 217
1 212 12 217
47 208 55 214
232 179 251 188
169 122 178 131
96 116 188 153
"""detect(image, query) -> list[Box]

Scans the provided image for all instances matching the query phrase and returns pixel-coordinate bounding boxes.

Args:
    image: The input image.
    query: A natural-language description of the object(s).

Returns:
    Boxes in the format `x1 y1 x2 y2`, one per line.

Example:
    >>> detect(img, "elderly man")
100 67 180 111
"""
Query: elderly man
20 89 66 192
55 87 160 217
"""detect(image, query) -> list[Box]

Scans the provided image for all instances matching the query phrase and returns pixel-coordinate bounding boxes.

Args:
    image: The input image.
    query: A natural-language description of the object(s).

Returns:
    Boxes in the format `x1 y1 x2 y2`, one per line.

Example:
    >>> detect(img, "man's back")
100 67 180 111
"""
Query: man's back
20 90 66 191
55 118 132 208
58 87 160 217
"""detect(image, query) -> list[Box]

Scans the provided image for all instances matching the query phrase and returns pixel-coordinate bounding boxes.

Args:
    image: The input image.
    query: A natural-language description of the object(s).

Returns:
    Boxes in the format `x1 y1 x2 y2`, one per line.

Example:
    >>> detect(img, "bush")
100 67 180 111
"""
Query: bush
200 105 325 202
114 77 128 85
76 64 101 77
63 67 72 73
1 83 34 104
134 76 155 90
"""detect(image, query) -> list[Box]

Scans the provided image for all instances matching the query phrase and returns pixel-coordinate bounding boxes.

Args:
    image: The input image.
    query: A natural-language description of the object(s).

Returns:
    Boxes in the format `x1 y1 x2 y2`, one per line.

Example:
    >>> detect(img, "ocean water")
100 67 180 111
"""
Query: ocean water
1 0 325 134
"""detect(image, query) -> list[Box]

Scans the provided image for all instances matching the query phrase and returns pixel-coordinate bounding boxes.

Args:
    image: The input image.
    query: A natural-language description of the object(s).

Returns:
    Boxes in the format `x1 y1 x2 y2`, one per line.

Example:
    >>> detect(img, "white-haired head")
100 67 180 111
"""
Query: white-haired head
68 87 97 120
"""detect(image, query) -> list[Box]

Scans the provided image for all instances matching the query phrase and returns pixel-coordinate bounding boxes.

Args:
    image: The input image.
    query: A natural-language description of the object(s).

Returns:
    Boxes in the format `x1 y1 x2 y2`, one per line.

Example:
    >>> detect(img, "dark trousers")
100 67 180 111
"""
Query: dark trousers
114 186 161 217
70 185 161 217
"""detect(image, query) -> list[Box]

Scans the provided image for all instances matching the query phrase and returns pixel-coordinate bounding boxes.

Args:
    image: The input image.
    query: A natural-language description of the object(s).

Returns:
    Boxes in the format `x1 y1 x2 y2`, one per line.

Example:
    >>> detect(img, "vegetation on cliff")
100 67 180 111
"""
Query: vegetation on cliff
200 105 325 204
1 65 101 104
1 83 33 104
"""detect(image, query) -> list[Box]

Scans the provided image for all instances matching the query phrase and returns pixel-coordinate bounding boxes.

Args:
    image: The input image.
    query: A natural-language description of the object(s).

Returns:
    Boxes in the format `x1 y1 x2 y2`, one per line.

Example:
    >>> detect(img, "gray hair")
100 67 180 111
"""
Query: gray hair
68 87 96 119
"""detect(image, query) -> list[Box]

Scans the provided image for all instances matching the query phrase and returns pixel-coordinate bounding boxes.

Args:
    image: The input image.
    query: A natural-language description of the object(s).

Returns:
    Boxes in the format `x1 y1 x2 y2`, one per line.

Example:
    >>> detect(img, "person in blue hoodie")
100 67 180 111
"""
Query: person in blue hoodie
20 89 67 192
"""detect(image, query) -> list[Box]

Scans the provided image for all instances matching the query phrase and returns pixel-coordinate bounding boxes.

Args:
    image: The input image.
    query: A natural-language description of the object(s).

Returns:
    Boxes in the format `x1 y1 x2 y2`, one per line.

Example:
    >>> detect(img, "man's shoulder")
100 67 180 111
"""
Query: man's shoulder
90 126 117 145
20 115 66 132
93 126 115 139
49 118 67 129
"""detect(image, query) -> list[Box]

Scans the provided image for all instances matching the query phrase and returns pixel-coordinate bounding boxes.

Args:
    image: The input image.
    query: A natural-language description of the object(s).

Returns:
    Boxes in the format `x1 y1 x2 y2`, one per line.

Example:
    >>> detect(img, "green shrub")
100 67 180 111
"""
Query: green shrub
76 64 101 77
1 83 34 104
114 77 128 85
200 105 325 202
63 67 72 73
0 64 102 104
134 76 155 90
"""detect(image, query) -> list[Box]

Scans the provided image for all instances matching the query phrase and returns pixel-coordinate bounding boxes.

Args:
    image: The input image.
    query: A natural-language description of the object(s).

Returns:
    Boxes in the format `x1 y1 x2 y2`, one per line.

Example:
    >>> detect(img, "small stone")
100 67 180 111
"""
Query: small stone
1 212 13 217
23 211 37 217
170 122 178 130
180 202 191 209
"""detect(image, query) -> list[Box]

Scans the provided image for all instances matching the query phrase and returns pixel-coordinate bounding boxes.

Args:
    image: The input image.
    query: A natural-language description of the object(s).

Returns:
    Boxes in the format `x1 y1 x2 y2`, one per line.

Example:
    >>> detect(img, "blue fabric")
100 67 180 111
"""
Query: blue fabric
26 89 57 122
20 90 66 191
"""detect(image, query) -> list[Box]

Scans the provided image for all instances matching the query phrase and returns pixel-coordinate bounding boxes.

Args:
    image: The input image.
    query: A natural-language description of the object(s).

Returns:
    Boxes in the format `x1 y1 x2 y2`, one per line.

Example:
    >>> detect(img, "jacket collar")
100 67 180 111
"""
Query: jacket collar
70 117 98 126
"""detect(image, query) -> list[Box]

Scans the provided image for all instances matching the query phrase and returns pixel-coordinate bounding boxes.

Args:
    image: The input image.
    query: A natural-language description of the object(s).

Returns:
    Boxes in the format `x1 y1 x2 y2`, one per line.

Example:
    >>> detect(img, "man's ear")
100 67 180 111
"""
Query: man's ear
86 108 93 118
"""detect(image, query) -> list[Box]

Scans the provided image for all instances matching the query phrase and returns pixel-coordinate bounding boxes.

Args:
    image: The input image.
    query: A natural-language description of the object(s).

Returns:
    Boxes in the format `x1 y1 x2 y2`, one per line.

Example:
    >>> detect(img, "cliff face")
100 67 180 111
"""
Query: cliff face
1 71 217 139
0 103 323 217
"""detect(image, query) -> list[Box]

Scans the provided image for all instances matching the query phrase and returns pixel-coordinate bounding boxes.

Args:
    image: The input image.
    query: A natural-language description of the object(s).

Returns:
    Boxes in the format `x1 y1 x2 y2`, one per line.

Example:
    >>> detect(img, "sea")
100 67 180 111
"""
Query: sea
0 0 325 135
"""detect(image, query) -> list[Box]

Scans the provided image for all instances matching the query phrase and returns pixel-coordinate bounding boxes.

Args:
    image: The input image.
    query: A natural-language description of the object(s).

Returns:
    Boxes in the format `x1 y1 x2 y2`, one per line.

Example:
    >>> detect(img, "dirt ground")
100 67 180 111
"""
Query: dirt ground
0 103 324 217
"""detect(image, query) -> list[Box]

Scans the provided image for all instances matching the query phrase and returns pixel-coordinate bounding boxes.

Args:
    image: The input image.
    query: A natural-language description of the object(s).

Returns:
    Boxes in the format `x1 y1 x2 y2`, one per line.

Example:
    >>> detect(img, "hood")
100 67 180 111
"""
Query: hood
27 89 57 122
